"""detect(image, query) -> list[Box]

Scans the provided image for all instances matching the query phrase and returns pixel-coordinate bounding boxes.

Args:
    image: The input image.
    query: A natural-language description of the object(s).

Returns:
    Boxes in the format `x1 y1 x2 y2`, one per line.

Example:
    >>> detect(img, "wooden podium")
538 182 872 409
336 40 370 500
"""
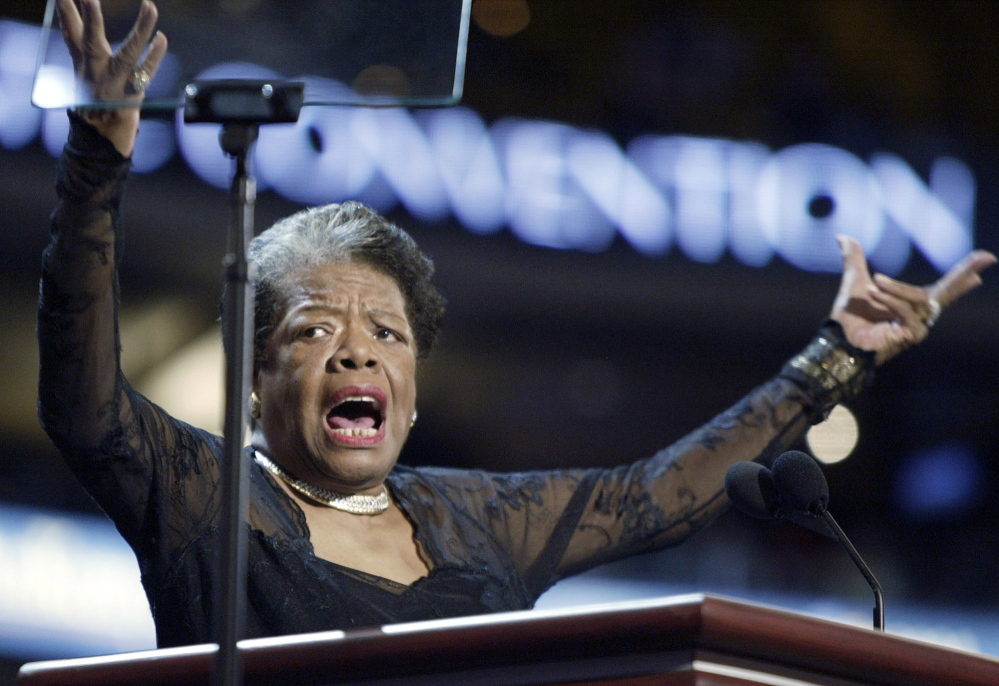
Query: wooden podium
16 594 999 686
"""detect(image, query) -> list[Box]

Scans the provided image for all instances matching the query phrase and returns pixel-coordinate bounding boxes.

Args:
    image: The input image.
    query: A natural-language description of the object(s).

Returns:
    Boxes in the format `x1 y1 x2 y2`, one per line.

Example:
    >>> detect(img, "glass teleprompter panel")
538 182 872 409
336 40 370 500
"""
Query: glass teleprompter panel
32 0 471 111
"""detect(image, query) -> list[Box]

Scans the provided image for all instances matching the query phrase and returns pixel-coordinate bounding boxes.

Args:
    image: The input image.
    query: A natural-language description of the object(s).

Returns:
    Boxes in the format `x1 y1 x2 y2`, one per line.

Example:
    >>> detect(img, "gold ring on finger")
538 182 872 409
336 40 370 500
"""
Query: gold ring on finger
131 67 151 95
923 297 941 328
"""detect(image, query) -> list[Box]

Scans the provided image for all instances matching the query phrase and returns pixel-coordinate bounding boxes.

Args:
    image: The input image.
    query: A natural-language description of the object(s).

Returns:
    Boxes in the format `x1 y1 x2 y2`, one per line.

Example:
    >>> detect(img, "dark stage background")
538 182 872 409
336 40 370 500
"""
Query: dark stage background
0 0 997 683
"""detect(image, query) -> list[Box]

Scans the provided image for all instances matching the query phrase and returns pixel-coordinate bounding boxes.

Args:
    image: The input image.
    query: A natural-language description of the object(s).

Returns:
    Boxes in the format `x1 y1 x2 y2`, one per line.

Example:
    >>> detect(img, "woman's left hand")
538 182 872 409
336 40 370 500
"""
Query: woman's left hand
830 235 996 365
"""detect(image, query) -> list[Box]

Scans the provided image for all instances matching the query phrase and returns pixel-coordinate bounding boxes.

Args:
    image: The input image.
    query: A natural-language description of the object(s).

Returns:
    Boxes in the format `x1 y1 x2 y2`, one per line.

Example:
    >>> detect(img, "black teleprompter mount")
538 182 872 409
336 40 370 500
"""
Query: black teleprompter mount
183 79 304 686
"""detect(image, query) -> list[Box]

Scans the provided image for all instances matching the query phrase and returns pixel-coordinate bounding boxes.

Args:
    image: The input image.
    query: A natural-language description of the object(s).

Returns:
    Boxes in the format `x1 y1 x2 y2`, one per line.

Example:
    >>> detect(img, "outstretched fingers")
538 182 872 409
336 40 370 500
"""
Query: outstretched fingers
930 250 997 308
868 278 927 331
79 0 112 63
56 0 167 155
831 236 875 313
56 0 84 62
871 272 925 304
830 237 994 365
116 0 159 69
139 30 168 80
871 248 996 336
837 235 871 283
874 249 997 326
58 0 167 96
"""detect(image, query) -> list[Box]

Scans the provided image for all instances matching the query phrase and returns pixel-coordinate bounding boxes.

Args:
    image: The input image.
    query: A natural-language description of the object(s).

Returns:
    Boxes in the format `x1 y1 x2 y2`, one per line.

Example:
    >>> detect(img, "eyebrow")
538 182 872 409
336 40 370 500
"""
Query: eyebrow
292 304 409 326
367 308 409 324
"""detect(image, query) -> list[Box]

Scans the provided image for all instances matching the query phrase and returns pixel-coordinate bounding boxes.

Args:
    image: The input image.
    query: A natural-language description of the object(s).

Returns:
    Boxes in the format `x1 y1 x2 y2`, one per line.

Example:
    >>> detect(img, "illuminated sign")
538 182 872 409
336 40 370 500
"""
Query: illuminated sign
3 20 976 275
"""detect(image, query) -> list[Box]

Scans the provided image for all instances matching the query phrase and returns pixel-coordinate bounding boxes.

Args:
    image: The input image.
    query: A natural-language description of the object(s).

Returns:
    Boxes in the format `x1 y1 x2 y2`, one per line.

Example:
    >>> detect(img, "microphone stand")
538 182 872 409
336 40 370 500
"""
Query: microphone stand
768 451 885 633
821 511 885 631
184 80 304 686
726 459 886 632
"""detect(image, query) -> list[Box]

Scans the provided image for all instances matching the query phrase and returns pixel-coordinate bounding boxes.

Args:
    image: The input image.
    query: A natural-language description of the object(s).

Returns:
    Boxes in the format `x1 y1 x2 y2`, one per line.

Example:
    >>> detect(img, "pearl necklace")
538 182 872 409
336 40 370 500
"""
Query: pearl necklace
253 451 390 515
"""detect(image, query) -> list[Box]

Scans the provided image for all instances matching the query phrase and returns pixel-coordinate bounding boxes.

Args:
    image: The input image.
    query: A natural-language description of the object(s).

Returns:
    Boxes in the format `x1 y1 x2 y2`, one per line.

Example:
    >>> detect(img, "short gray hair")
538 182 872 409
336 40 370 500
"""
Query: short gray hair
248 201 446 366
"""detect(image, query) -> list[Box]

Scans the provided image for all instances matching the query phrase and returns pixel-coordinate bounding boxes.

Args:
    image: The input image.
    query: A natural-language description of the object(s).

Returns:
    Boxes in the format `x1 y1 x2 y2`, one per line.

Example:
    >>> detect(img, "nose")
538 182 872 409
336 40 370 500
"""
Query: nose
329 324 380 372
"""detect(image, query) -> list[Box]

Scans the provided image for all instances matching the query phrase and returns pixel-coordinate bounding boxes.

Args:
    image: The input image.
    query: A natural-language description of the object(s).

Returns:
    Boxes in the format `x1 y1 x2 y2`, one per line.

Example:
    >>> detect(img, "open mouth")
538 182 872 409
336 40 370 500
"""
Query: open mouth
327 392 385 439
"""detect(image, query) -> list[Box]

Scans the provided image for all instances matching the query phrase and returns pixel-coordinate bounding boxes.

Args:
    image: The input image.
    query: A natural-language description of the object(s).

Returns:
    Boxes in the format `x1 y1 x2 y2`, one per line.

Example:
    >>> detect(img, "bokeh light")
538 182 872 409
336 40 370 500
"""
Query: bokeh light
807 405 859 465
895 443 986 520
472 0 531 37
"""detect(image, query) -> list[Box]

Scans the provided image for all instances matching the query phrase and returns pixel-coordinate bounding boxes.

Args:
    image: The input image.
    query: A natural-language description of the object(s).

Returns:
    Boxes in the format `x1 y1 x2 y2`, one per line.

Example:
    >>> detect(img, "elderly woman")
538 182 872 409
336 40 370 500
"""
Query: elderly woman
39 0 994 648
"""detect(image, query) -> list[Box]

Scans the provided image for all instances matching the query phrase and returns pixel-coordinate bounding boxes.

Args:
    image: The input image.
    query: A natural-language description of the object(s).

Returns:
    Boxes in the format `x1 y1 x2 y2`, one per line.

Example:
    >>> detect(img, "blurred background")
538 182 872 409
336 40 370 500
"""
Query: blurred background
0 0 997 682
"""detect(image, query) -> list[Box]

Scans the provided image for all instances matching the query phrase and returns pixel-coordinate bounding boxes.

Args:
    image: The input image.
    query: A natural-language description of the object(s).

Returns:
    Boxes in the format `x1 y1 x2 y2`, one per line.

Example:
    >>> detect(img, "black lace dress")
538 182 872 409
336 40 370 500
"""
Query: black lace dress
37 114 872 649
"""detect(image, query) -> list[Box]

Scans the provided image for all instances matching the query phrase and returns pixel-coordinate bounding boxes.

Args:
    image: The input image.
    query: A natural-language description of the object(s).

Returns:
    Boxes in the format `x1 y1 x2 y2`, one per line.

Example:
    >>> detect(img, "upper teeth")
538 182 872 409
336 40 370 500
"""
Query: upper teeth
338 395 378 406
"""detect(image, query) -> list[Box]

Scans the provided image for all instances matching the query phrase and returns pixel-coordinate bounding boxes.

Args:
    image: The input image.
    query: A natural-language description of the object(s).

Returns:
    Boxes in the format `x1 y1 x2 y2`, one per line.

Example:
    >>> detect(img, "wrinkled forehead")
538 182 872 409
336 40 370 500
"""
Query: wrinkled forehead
275 260 411 321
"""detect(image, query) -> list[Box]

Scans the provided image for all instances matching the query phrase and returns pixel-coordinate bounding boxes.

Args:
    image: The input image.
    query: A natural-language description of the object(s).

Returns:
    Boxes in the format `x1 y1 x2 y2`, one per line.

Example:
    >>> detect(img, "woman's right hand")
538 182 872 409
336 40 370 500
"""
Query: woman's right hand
56 0 168 157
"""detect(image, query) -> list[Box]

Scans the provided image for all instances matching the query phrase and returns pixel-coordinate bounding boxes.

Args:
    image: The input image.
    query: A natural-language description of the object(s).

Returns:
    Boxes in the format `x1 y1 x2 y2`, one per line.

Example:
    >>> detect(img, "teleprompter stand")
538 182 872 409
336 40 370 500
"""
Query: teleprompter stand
183 79 304 686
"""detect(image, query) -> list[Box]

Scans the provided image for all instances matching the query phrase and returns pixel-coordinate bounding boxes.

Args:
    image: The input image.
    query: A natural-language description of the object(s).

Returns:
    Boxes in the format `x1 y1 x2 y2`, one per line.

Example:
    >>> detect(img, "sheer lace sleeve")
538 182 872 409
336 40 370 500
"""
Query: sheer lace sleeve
37 113 223 586
427 323 876 600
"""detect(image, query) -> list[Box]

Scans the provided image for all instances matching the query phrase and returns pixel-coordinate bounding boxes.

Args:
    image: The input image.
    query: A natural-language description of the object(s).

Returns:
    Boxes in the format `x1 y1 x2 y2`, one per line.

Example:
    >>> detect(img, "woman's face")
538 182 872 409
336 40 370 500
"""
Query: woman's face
252 261 417 494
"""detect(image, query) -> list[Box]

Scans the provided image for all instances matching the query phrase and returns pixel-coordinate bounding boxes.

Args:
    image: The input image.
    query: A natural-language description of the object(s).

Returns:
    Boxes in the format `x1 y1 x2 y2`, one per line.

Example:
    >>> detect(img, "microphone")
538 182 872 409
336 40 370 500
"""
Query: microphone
724 461 837 540
771 450 828 515
723 461 780 519
725 452 885 631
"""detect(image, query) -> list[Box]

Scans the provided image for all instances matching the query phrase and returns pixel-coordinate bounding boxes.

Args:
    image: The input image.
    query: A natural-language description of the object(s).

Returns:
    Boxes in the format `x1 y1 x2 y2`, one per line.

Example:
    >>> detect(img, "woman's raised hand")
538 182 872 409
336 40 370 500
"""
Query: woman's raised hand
56 0 168 156
830 235 996 365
